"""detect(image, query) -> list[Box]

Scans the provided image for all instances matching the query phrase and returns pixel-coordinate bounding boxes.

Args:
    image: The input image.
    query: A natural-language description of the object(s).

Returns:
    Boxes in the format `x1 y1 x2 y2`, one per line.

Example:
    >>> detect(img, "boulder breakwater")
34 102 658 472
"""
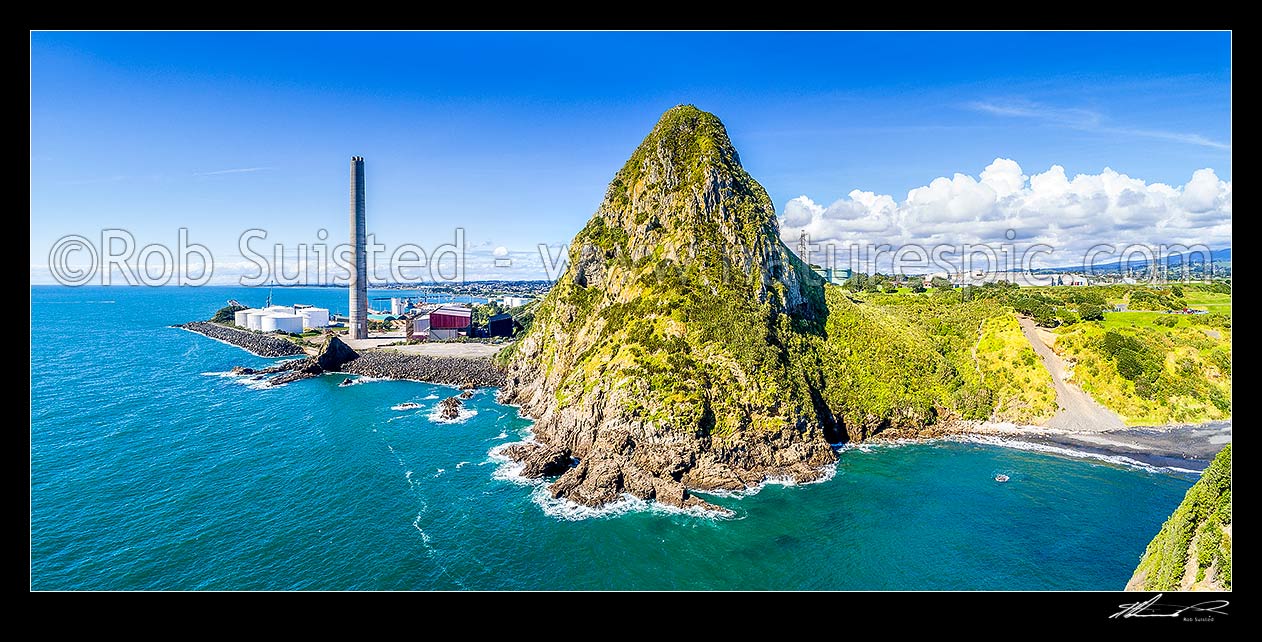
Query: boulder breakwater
176 322 306 357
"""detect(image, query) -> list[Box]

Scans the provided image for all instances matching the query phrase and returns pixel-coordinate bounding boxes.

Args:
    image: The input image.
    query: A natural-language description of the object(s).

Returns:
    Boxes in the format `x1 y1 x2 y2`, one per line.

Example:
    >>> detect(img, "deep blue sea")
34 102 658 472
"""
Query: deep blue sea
31 285 1196 590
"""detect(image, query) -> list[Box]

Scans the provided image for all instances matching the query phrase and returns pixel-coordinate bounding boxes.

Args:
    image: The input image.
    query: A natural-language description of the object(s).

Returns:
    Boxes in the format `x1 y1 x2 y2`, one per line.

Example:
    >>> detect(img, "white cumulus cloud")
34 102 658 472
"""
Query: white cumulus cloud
780 159 1231 271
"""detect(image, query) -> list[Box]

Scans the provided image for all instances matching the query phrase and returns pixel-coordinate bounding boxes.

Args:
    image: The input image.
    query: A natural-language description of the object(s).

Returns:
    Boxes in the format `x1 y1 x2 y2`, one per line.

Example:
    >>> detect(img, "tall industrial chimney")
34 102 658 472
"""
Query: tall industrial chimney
349 156 368 340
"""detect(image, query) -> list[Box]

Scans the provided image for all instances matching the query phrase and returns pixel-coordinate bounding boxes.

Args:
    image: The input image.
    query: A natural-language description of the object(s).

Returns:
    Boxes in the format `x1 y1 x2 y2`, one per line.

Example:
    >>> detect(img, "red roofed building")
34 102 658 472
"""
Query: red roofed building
411 305 472 341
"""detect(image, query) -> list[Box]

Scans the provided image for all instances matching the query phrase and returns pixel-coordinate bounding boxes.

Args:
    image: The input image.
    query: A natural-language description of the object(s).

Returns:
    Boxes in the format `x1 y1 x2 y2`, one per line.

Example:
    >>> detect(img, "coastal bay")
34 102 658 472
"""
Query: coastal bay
31 285 1205 590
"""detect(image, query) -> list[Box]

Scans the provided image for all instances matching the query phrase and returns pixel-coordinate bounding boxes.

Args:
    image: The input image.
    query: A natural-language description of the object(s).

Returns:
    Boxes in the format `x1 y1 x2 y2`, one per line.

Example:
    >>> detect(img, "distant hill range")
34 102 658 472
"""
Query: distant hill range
1034 248 1231 274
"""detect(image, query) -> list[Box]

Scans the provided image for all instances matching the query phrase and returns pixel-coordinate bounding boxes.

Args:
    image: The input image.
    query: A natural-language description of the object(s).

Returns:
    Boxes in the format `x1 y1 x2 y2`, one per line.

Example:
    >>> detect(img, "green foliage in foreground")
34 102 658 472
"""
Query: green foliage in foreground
471 302 506 326
1132 444 1232 590
211 304 247 324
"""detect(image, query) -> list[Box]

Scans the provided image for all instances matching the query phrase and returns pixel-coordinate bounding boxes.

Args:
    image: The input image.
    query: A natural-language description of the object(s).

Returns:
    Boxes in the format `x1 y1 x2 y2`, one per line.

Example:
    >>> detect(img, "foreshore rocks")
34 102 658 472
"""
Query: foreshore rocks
439 397 463 420
177 322 305 357
339 351 505 387
189 323 508 388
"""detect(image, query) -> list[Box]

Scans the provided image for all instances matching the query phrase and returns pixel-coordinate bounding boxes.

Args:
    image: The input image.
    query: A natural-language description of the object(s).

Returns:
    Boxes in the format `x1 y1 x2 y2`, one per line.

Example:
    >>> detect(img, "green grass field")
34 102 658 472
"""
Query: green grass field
1103 311 1185 330
1183 290 1232 314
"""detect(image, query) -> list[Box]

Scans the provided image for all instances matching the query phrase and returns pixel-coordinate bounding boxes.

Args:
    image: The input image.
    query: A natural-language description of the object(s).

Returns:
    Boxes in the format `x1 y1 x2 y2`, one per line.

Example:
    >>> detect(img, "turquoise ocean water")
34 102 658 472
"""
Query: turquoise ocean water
31 286 1196 590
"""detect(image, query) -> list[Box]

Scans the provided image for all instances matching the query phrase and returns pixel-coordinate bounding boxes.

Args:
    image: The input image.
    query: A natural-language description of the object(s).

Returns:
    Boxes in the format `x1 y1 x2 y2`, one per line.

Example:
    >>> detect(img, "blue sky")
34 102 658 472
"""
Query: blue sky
30 32 1231 282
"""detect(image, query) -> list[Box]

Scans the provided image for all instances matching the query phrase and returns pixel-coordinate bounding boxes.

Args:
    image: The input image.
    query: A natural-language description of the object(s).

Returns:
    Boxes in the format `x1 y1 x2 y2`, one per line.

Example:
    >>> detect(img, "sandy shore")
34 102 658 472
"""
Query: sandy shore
874 419 1232 471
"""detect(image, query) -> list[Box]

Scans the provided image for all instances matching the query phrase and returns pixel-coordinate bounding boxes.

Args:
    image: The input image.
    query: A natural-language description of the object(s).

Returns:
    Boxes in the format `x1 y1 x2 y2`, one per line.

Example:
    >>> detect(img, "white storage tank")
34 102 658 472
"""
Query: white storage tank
265 305 295 315
245 311 268 331
261 313 303 334
299 307 329 329
233 308 257 327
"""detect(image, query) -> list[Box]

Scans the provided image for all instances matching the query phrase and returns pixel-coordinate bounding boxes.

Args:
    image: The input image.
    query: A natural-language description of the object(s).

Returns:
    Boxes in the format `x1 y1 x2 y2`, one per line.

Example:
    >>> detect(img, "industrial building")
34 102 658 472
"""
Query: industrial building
487 313 514 338
296 306 330 329
410 305 473 341
261 313 304 334
810 265 852 286
390 297 410 316
232 304 330 333
245 310 267 330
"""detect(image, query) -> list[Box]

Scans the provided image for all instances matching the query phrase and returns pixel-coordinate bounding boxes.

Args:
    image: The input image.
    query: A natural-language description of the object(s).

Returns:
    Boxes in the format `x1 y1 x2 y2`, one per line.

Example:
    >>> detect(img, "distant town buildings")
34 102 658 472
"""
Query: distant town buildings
810 265 852 286
501 296 535 308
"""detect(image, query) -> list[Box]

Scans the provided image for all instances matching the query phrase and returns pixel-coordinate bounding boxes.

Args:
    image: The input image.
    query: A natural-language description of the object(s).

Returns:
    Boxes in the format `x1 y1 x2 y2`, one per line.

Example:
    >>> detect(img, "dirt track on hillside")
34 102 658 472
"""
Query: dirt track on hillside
1018 316 1125 432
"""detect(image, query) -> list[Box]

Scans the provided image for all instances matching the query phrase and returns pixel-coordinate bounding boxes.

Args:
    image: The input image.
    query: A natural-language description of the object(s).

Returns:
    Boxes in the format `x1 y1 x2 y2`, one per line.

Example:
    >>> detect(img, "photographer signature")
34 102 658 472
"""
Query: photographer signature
1111 594 1229 619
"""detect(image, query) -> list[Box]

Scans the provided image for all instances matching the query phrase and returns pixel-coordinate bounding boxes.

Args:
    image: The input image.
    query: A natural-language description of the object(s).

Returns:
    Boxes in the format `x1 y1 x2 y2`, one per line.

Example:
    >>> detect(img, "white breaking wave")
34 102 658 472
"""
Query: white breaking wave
834 435 1199 474
456 461 470 469
391 402 424 411
488 443 532 485
488 440 734 521
693 463 839 499
200 370 274 390
529 486 732 521
338 375 386 387
954 435 1202 474
427 405 478 424
424 394 440 400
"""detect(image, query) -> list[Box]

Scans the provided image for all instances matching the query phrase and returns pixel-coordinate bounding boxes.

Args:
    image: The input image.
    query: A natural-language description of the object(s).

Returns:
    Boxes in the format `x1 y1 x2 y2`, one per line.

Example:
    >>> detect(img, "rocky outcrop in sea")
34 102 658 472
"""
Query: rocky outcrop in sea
497 105 835 514
177 322 305 357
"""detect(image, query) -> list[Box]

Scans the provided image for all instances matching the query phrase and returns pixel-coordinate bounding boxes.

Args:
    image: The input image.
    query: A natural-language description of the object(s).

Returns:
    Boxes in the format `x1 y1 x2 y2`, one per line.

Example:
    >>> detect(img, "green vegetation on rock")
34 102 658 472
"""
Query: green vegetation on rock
211 304 247 324
1128 444 1232 591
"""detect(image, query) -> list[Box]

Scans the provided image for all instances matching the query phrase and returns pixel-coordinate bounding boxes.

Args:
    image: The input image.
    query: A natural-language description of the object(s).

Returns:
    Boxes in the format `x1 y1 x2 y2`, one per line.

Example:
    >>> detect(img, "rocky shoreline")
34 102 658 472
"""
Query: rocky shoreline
499 361 838 514
177 322 306 357
181 320 508 389
341 350 505 387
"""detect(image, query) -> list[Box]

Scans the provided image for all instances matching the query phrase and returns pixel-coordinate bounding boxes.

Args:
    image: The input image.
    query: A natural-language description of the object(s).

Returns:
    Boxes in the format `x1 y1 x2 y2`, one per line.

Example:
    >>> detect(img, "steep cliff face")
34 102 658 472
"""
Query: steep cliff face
498 105 836 510
1127 444 1232 591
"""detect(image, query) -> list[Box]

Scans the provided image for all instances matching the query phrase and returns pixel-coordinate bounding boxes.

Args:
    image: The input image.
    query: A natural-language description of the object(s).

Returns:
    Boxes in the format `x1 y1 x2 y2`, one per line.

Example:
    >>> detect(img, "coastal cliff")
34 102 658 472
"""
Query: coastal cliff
1126 444 1232 591
497 105 842 511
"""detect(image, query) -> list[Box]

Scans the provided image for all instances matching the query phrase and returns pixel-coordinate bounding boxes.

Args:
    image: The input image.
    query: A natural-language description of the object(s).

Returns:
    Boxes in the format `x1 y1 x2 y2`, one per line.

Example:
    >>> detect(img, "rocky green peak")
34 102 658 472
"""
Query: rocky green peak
497 106 835 512
619 104 744 187
569 105 817 317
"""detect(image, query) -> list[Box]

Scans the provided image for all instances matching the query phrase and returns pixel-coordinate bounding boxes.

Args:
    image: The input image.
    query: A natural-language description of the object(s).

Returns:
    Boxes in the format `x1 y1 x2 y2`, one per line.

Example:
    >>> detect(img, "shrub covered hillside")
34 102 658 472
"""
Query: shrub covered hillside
849 291 1057 426
1127 444 1231 591
1055 321 1231 425
913 280 1231 425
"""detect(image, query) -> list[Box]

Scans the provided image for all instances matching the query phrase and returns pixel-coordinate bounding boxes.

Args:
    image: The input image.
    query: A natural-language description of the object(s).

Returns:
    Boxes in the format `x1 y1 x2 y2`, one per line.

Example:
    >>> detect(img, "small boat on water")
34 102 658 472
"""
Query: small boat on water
995 474 1010 483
